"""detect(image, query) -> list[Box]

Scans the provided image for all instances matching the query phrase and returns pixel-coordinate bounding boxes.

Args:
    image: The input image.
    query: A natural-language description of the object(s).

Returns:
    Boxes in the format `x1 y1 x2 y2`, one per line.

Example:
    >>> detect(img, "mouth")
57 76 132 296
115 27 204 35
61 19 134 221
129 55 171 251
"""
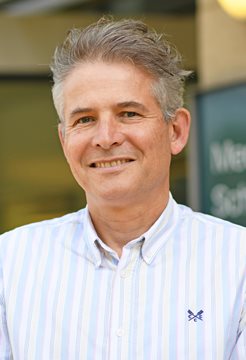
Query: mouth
90 159 134 168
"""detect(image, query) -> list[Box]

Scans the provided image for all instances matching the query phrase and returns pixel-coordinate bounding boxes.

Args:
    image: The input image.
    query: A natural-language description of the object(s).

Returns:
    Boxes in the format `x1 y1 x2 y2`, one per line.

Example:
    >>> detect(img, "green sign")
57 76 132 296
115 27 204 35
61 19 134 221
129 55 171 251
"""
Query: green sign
196 83 246 226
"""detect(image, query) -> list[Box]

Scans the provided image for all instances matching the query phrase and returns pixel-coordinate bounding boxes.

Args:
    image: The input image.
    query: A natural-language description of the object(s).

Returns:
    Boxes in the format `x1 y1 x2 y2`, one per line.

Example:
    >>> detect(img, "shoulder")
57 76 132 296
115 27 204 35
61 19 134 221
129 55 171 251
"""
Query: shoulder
178 202 245 229
174 203 246 280
177 202 246 244
0 208 88 253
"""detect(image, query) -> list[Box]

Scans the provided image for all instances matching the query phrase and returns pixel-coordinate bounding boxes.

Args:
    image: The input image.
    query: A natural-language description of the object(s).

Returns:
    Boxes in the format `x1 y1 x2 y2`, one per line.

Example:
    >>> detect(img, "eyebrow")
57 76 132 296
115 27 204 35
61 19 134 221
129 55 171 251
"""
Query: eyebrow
68 101 148 120
68 107 93 120
116 101 148 112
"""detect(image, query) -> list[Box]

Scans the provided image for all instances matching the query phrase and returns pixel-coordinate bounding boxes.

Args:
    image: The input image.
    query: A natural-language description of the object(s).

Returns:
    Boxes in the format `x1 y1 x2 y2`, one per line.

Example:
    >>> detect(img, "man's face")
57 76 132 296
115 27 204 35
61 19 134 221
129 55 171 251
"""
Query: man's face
59 61 187 207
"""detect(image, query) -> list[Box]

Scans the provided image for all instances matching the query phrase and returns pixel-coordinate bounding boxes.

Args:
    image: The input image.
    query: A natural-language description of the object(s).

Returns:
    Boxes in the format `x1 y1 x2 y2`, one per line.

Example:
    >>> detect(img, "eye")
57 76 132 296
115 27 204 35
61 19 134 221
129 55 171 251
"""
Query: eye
121 111 140 118
75 116 95 125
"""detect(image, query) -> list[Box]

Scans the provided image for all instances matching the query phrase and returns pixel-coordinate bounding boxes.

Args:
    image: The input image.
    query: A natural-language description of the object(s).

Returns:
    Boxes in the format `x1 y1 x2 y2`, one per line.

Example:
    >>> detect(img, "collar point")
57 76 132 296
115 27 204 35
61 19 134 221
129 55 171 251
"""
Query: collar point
142 252 154 264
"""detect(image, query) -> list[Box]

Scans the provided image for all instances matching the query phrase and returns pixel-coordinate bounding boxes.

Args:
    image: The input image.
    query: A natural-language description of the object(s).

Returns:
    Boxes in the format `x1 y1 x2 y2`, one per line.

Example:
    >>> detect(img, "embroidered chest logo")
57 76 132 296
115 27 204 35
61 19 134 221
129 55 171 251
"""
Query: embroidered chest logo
188 309 204 322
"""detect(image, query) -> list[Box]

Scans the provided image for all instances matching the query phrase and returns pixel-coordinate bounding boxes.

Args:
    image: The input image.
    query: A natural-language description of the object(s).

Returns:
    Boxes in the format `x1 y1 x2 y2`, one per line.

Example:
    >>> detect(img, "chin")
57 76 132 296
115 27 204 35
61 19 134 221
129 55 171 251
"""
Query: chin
89 187 134 205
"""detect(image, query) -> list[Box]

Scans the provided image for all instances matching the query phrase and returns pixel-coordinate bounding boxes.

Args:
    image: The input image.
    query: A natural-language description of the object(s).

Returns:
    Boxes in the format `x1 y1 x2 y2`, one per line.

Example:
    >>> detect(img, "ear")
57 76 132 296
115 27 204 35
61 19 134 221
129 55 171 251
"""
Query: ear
58 123 66 152
58 124 72 166
169 108 191 155
58 123 70 163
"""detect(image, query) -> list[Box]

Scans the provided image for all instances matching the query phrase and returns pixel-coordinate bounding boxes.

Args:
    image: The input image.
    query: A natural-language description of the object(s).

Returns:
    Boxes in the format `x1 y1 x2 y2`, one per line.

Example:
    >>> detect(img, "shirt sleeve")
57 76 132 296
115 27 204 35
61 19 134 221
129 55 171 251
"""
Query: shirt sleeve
0 263 13 359
230 294 246 359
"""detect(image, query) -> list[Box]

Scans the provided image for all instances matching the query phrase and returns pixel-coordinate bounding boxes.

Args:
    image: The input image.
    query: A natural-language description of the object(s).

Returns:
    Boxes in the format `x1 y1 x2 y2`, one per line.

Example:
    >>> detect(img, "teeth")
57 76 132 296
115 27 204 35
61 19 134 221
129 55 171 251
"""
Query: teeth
94 159 130 168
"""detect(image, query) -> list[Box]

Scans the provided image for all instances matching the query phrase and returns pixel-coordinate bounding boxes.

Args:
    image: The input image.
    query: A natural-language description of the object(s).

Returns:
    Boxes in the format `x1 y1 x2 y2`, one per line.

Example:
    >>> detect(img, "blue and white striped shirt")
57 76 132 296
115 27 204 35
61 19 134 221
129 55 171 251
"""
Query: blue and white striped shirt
0 195 245 359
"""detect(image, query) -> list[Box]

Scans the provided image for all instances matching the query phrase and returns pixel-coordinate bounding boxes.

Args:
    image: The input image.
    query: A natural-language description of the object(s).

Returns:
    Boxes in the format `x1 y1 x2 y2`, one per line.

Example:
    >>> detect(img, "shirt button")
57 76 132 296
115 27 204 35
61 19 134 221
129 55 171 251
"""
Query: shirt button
120 270 130 278
116 328 124 337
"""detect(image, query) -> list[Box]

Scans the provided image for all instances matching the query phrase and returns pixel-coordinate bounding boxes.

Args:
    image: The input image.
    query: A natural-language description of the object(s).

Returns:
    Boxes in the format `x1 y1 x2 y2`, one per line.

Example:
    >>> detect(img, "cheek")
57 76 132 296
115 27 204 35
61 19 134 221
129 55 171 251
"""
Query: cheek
147 127 171 155
63 145 80 170
63 135 87 162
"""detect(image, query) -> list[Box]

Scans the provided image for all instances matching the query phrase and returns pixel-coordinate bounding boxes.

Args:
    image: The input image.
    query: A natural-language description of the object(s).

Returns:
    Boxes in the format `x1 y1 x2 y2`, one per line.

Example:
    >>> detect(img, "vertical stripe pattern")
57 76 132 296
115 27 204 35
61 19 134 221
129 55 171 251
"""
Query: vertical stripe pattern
0 195 245 359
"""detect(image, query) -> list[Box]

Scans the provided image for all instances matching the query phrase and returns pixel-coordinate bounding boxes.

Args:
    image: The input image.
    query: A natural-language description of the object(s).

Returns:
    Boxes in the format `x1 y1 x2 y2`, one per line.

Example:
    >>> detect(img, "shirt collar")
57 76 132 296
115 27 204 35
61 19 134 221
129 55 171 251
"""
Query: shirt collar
83 193 179 267
141 193 179 264
84 210 102 267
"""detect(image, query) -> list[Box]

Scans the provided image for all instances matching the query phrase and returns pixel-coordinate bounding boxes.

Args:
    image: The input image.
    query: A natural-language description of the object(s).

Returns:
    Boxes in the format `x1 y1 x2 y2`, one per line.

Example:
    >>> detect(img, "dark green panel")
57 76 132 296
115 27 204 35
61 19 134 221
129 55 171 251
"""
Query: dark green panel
196 83 246 226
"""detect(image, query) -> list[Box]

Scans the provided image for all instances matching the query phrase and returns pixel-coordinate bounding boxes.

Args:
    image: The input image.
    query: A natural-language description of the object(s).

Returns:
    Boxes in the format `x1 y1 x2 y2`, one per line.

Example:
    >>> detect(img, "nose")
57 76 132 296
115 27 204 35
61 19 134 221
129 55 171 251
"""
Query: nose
92 117 124 150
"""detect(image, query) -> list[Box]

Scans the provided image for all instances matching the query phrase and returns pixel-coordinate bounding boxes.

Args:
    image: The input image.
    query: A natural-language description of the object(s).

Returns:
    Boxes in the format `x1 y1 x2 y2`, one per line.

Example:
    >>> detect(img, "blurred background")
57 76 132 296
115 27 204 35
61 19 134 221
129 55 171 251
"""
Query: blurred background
0 0 246 232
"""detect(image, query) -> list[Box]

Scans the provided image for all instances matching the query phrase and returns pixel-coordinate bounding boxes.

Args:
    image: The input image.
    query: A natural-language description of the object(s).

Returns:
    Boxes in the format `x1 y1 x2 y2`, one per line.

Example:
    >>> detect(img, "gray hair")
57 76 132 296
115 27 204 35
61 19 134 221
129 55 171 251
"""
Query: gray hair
50 17 192 123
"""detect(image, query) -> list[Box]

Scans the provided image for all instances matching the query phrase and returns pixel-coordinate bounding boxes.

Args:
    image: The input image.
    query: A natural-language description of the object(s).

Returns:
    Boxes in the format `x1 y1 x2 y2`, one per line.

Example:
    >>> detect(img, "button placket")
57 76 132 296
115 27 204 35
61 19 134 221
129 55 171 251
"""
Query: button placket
108 243 141 359
121 243 141 277
116 328 124 337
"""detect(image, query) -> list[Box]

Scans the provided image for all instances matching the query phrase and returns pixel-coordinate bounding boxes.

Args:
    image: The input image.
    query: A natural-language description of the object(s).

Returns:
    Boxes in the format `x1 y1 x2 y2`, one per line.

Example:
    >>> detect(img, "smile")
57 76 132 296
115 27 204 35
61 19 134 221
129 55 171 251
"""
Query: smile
90 159 133 168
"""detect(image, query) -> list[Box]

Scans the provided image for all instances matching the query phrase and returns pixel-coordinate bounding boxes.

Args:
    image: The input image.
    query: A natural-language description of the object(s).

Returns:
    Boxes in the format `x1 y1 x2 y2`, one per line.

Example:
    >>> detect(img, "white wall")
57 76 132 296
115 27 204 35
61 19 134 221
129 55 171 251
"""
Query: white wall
197 0 246 88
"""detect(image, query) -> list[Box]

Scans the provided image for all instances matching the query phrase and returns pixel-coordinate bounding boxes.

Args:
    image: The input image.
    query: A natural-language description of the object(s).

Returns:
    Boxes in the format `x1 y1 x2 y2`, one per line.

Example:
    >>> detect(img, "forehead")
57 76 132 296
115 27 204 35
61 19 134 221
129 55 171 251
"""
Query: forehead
63 60 155 91
62 61 160 113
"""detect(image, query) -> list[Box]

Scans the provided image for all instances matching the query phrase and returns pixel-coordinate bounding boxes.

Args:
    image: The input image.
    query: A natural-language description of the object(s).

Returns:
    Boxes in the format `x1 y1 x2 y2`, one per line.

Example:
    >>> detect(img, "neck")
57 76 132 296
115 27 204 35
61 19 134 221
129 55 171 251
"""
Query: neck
87 192 169 257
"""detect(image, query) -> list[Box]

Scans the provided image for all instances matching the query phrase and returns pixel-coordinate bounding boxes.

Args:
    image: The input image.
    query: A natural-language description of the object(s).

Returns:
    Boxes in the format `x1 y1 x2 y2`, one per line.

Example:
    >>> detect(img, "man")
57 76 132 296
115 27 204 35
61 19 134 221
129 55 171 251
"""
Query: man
0 17 245 359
